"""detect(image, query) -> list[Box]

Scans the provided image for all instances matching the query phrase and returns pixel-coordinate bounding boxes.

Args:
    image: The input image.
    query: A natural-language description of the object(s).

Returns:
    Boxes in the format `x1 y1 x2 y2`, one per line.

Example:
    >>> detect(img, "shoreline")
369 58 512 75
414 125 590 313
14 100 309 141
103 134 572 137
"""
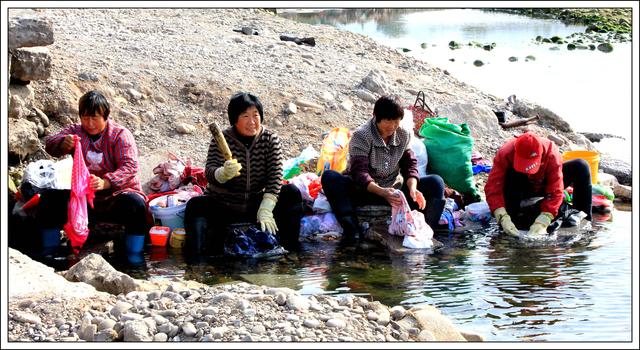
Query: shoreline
6 7 633 343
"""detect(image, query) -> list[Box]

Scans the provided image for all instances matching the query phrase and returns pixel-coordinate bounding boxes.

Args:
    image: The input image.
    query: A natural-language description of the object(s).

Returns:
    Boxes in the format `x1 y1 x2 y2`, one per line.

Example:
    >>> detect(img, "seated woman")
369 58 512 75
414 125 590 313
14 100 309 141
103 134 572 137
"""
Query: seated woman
37 90 148 260
184 92 303 255
321 95 447 243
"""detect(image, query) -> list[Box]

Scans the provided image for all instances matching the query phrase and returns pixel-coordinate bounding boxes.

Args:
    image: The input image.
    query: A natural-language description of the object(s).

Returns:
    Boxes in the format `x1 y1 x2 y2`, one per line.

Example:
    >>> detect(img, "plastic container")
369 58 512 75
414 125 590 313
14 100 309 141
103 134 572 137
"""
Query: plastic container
149 226 170 247
562 150 600 184
465 201 491 223
169 228 186 249
149 195 187 232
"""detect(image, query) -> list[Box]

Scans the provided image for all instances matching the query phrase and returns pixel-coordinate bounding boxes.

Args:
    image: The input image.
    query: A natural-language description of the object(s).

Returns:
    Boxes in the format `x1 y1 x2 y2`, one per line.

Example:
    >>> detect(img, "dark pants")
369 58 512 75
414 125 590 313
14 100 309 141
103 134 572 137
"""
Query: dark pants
184 184 303 254
36 189 149 245
504 158 592 229
321 170 447 238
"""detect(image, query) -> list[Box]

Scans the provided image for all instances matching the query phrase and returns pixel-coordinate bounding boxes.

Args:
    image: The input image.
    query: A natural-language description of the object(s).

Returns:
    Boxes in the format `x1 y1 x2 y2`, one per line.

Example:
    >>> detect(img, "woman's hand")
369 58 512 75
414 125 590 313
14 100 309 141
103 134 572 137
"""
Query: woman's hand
90 175 111 191
409 188 426 210
61 134 76 154
382 188 403 207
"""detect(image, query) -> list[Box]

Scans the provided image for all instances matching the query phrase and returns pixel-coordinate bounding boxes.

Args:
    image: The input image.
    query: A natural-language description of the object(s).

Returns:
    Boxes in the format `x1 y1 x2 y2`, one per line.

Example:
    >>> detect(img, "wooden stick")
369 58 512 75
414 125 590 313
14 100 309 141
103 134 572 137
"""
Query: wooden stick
500 115 539 129
208 121 233 161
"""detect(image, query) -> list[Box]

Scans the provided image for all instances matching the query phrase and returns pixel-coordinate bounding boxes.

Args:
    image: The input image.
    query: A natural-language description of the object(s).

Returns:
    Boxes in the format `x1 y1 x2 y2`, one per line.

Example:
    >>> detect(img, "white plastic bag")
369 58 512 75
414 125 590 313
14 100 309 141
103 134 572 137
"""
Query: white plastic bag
400 108 415 138
23 159 57 189
312 191 332 214
289 172 319 202
410 137 428 178
388 190 434 249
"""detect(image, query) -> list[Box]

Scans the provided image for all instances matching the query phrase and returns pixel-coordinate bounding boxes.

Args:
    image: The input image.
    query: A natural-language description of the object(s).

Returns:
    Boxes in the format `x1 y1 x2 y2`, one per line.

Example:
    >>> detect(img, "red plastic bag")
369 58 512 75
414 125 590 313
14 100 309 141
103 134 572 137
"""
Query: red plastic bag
63 136 95 252
308 178 322 199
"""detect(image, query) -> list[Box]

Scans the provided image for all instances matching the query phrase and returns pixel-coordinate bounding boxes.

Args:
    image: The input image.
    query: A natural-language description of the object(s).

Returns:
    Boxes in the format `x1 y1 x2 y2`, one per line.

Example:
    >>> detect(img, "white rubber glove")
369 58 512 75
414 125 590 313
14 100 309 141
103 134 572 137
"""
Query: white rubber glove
528 212 554 236
257 193 278 234
494 207 519 236
214 159 242 183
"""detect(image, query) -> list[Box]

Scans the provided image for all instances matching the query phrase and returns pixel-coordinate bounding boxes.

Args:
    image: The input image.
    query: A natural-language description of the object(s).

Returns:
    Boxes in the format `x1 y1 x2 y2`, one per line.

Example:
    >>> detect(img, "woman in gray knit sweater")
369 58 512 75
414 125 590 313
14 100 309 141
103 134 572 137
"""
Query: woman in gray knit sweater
184 92 303 256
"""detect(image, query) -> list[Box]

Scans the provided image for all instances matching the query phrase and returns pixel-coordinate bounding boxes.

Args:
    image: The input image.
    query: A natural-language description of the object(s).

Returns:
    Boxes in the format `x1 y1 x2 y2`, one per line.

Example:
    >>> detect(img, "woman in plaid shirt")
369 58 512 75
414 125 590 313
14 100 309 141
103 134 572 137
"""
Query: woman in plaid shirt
321 95 447 244
37 90 148 260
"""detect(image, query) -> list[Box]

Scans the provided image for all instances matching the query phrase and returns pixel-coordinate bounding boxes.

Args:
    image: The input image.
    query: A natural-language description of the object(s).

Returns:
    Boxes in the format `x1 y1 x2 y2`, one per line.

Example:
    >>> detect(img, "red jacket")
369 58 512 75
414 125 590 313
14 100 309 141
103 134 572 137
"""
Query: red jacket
485 136 564 216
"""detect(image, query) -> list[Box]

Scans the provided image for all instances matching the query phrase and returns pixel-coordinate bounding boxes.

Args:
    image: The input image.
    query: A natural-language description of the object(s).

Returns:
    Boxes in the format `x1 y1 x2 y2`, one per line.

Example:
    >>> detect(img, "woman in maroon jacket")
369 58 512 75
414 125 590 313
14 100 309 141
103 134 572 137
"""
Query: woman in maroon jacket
485 132 592 236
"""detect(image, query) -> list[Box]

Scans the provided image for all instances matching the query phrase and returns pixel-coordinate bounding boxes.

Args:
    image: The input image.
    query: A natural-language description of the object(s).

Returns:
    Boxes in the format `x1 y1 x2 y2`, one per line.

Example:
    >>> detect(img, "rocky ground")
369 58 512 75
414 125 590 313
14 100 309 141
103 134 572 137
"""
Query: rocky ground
7 248 482 342
6 7 633 343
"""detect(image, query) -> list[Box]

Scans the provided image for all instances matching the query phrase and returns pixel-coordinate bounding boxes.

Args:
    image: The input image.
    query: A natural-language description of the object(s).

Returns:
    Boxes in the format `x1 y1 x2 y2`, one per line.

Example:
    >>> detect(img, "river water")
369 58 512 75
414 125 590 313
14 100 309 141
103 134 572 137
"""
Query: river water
279 8 633 163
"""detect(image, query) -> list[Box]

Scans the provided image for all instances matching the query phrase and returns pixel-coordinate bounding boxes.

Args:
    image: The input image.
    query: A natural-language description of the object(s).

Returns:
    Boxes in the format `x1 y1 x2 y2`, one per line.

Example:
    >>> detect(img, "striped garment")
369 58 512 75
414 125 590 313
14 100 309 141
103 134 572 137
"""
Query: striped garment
45 120 142 194
347 118 417 188
205 126 283 211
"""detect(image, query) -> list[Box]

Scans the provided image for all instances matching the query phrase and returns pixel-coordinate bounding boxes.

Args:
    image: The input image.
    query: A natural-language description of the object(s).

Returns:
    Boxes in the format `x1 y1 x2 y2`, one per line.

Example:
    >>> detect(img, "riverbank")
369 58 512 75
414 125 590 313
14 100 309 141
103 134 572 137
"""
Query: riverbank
489 8 632 35
7 248 482 342
6 7 633 342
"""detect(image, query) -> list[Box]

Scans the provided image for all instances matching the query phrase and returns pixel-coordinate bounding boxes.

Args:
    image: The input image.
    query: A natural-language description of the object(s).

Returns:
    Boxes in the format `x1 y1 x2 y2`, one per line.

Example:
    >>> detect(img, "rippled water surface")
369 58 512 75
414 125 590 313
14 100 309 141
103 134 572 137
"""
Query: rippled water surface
114 210 632 341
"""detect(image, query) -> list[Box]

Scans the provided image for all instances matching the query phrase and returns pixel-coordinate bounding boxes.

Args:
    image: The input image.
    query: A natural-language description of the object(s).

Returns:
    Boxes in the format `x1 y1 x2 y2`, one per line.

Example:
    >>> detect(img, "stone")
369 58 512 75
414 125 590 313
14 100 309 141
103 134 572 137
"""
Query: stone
94 329 118 342
460 330 484 341
12 311 41 324
175 123 196 134
181 322 197 337
153 333 168 342
302 319 320 328
64 254 140 295
325 318 346 328
294 99 323 110
362 69 392 96
11 46 52 81
599 157 631 185
8 118 39 159
9 13 54 50
286 295 310 311
286 102 297 114
110 301 133 319
98 318 117 331
34 107 49 127
123 320 152 341
613 184 631 201
390 306 406 320
410 305 466 341
339 99 353 111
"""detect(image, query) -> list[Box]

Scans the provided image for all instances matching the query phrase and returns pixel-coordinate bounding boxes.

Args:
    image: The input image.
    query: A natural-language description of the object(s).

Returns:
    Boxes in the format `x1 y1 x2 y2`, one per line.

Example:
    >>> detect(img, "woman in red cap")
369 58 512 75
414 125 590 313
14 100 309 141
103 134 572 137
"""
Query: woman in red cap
484 132 592 236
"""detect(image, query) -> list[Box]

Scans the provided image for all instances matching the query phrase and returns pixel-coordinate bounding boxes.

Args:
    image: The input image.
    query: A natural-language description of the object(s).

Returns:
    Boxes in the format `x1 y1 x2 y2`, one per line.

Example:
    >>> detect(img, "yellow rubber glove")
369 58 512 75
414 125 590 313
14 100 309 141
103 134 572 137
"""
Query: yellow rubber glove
494 207 519 236
257 193 278 234
214 159 242 183
528 212 554 236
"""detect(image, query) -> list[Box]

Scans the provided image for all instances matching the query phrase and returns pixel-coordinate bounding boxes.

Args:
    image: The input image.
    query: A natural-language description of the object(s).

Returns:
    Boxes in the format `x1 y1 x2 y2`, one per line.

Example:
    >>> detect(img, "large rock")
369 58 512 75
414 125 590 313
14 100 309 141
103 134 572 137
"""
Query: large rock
64 253 140 295
9 83 35 119
436 103 502 140
11 46 52 81
8 11 54 50
8 118 40 159
362 69 394 96
599 157 631 185
8 248 102 300
511 98 572 132
409 305 467 341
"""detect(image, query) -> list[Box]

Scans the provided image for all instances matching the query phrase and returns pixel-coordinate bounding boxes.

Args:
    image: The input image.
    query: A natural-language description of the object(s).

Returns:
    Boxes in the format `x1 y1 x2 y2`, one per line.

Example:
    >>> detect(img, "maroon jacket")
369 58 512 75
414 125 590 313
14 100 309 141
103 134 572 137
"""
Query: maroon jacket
485 136 564 216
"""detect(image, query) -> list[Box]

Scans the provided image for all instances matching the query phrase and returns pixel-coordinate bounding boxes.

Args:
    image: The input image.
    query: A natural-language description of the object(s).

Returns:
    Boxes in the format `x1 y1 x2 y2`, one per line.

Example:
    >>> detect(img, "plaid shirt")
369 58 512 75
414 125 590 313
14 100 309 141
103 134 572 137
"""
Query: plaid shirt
45 120 142 194
347 118 418 188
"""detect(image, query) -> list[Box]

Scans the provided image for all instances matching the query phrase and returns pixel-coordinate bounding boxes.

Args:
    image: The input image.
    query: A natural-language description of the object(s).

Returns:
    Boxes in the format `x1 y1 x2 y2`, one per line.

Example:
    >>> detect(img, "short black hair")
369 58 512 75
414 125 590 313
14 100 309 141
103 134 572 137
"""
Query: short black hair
373 95 404 123
79 90 110 120
227 92 264 126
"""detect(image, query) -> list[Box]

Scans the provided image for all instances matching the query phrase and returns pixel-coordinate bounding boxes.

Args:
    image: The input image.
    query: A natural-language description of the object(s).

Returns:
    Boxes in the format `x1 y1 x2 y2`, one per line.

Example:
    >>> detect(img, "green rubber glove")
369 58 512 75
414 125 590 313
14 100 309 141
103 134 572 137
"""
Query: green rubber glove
494 207 519 236
257 193 278 234
528 212 554 236
214 159 242 183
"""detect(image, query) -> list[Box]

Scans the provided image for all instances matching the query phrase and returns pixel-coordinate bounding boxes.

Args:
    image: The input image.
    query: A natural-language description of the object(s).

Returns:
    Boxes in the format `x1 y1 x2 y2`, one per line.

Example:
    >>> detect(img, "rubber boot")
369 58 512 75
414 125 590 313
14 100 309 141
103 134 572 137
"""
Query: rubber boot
425 199 447 231
41 228 61 257
337 214 360 245
125 234 145 253
186 217 208 256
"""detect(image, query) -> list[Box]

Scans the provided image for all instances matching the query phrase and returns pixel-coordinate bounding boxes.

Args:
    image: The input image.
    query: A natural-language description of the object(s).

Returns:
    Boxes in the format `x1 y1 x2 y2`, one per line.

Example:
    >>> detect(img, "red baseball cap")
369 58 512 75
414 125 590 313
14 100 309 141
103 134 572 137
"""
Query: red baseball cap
513 132 543 174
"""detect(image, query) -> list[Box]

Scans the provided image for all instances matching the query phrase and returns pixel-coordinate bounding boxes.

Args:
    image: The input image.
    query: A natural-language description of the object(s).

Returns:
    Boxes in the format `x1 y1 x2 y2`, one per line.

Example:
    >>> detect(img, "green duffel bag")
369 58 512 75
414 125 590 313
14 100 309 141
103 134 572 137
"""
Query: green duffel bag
418 117 479 200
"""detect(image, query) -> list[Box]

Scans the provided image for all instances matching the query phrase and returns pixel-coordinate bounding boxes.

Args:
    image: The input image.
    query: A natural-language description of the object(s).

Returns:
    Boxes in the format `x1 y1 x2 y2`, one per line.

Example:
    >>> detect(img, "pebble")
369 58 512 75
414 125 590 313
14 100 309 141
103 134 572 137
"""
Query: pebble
302 319 320 328
325 319 346 328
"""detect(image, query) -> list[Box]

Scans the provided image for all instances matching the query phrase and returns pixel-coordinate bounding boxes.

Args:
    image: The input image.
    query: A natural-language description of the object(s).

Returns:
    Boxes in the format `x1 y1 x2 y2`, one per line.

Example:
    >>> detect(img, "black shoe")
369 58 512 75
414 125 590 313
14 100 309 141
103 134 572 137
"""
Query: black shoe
425 199 447 229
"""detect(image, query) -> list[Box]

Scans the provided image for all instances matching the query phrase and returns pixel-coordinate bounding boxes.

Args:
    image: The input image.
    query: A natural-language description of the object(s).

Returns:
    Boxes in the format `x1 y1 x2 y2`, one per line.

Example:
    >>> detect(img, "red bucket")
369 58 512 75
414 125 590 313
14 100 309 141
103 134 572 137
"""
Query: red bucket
149 226 170 247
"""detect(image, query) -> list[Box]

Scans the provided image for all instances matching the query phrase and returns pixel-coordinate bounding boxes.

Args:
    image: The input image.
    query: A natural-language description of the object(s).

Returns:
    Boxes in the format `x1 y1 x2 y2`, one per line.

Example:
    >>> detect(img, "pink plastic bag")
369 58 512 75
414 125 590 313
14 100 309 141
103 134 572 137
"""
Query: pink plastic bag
63 136 95 252
388 190 433 248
